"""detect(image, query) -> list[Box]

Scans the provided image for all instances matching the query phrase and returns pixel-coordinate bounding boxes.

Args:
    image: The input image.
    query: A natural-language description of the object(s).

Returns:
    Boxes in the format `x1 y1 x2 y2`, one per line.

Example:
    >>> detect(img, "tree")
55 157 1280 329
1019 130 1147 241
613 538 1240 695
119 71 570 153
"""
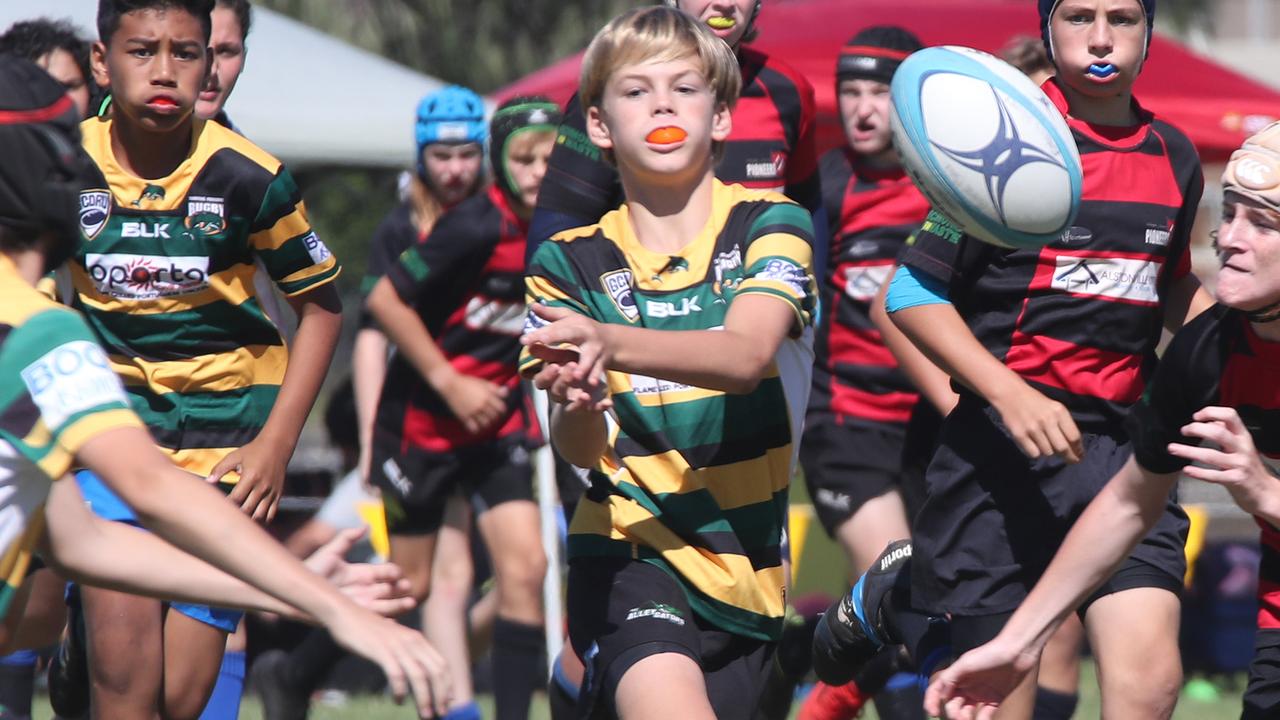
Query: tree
257 0 635 92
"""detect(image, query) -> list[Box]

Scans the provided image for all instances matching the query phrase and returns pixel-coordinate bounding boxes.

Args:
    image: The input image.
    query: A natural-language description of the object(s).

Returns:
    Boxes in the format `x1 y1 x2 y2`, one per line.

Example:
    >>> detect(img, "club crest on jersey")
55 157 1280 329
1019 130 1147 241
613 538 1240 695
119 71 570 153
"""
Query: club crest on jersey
185 196 226 236
79 190 112 240
132 183 166 207
600 269 639 322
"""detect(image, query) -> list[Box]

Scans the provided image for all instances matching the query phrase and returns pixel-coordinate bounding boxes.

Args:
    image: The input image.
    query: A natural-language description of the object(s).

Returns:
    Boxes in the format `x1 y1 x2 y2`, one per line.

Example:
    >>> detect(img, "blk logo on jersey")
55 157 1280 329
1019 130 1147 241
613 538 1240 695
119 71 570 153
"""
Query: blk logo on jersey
85 253 210 300
79 190 112 240
601 269 639 322
1050 255 1160 304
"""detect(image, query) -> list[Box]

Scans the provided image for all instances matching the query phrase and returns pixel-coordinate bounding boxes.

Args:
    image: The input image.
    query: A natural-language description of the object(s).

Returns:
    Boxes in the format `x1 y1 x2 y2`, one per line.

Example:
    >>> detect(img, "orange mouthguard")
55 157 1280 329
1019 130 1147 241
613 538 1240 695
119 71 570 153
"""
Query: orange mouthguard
646 127 688 145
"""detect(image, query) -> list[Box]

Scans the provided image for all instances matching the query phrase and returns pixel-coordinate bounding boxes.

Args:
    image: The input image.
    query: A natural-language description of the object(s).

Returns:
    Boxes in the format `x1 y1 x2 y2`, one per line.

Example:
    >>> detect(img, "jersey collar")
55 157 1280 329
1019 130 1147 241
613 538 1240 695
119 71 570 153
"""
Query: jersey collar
1041 78 1153 150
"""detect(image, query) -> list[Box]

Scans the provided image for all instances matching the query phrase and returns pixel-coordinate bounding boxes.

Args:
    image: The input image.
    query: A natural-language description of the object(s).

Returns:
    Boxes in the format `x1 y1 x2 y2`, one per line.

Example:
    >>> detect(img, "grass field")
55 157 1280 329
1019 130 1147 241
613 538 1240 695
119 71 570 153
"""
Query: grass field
29 661 1249 719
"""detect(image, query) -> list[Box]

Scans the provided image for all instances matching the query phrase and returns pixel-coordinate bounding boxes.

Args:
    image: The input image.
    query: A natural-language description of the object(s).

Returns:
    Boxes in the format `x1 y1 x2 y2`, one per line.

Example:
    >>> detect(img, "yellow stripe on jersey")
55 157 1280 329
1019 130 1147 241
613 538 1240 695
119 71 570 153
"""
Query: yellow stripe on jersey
615 445 791 511
614 372 723 407
746 232 814 268
162 446 238 479
572 496 785 619
57 409 143 457
249 208 312 252
109 344 289 394
69 263 259 316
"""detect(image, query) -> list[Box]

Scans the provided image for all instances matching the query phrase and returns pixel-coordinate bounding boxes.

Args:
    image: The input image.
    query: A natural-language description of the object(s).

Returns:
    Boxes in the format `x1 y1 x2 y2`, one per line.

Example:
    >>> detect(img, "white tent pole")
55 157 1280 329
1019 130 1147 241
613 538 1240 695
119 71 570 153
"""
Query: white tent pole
533 387 565 675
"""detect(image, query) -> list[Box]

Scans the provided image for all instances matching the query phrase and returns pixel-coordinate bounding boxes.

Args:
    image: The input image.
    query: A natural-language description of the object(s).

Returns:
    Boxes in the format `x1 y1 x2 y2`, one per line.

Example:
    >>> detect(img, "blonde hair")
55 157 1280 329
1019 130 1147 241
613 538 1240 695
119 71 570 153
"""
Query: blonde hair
580 7 741 118
405 176 444 236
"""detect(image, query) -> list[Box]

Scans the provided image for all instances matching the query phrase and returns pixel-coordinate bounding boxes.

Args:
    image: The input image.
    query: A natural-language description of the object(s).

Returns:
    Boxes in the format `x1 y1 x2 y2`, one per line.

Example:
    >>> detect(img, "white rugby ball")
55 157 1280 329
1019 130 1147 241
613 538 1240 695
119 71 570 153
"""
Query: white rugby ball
890 45 1082 250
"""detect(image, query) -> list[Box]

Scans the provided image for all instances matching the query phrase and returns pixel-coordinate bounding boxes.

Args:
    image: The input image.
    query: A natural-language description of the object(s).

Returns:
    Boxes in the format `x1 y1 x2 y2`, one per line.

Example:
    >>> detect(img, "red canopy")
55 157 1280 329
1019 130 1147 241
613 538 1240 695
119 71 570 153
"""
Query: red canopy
494 0 1280 162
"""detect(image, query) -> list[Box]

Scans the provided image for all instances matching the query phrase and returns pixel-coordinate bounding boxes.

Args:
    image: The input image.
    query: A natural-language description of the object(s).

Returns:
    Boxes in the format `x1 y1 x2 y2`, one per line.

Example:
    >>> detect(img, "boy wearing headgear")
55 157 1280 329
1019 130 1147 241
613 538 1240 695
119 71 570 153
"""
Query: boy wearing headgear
819 1 1215 718
365 96 563 720
798 25 931 720
926 120 1280 720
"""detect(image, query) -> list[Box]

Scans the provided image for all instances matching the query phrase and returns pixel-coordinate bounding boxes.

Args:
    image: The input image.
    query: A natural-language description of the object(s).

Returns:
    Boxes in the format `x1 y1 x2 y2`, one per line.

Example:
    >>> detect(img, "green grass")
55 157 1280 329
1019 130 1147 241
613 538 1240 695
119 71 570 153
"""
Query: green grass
30 664 1248 720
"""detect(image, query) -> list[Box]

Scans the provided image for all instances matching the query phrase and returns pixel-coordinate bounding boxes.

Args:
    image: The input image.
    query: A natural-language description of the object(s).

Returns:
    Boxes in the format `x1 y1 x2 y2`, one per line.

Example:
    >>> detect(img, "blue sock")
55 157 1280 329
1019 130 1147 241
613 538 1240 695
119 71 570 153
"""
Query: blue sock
443 700 482 720
198 650 245 720
0 650 37 667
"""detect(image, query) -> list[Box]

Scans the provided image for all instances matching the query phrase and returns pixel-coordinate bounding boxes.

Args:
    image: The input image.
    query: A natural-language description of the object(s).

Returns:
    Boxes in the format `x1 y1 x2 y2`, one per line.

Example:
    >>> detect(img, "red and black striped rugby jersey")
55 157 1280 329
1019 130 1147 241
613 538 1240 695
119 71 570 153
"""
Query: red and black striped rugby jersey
530 46 819 251
372 186 529 454
810 148 930 425
1125 305 1280 629
900 80 1204 434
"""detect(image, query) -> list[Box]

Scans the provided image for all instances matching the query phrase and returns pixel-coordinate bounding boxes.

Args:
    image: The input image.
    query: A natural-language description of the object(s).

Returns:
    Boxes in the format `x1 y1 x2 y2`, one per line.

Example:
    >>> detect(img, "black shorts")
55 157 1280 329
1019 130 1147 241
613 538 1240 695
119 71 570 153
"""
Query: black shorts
371 433 533 536
800 412 908 535
1244 629 1280 720
566 557 774 719
899 401 945 519
910 396 1189 616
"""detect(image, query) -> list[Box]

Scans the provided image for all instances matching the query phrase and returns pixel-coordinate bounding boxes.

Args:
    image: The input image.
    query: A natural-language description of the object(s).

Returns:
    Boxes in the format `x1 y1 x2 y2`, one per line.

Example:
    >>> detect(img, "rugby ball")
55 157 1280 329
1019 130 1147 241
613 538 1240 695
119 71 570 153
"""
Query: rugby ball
890 45 1082 250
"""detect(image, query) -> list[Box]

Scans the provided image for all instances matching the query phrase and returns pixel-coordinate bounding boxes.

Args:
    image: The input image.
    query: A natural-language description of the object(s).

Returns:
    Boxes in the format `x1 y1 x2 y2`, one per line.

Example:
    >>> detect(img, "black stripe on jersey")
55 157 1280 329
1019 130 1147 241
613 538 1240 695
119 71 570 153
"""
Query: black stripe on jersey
192 149 293 232
832 298 877 333
1238 405 1280 457
820 150 853 228
1261 546 1280 585
689 530 781 571
613 418 791 468
147 423 261 451
436 326 522 365
756 65 802 149
1018 295 1163 356
829 362 912 396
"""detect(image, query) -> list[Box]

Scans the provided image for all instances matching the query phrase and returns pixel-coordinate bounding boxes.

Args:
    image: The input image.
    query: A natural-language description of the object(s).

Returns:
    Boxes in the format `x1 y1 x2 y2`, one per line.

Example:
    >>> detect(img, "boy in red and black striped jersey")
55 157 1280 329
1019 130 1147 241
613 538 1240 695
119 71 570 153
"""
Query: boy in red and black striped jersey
871 0 1214 717
925 121 1280 720
804 26 928 572
527 0 820 261
799 27 931 720
365 97 563 720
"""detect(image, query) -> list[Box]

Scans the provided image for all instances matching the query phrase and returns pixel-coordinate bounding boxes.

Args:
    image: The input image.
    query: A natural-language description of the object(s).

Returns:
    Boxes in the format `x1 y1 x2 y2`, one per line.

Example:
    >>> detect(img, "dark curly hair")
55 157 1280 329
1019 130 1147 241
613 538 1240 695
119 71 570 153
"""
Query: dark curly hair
97 0 215 44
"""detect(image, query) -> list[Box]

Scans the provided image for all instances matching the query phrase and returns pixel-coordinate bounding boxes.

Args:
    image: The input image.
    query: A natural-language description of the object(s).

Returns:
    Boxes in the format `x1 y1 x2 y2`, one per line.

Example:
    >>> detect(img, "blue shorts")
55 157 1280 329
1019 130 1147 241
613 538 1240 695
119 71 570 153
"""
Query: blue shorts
73 470 244 633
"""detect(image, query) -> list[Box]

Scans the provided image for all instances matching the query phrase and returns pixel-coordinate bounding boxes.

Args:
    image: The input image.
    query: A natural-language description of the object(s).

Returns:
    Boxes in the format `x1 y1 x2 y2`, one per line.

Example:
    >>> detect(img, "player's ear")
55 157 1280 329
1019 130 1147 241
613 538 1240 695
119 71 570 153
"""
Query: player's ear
711 101 732 143
586 105 613 152
90 42 110 89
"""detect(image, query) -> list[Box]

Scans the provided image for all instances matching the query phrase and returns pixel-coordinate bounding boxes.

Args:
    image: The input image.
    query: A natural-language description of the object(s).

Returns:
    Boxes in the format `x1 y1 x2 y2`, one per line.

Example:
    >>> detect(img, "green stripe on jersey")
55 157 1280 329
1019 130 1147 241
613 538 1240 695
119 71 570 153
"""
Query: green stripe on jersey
85 297 281 358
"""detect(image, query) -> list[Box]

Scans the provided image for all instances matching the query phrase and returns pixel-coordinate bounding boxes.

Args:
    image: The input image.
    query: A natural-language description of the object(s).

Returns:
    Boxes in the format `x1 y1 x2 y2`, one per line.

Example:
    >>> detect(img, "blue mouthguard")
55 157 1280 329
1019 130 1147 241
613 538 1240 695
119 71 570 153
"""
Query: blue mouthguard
1088 63 1118 78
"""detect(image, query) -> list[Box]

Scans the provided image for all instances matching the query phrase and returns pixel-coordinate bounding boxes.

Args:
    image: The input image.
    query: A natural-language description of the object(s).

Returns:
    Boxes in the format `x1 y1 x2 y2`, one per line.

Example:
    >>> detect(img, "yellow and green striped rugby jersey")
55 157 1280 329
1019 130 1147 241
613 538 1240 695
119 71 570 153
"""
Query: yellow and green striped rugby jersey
71 117 339 476
0 255 142 617
521 180 817 641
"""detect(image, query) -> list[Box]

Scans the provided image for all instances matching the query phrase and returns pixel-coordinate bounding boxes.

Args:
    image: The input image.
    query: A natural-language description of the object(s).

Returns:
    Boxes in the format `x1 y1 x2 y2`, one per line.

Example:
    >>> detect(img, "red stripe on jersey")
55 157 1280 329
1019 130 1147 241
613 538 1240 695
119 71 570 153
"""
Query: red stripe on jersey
840 180 930 237
400 403 523 454
1005 331 1145 404
828 324 896 368
831 383 916 425
1221 322 1280 410
450 354 519 386
1080 150 1184 208
728 86 785 145
840 46 911 61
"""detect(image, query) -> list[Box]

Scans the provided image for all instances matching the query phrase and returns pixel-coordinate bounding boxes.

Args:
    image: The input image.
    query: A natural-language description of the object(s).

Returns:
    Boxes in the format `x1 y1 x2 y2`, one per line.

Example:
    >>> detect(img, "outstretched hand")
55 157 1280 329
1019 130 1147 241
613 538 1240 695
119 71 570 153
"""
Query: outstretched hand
924 640 1041 720
304 528 414 617
1168 406 1279 518
522 304 611 392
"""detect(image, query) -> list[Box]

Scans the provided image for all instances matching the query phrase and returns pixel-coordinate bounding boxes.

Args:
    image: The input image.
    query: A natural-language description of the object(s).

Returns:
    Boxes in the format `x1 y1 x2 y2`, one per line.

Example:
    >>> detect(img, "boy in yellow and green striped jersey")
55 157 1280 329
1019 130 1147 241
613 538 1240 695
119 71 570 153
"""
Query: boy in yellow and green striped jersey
47 2 343 719
0 52 450 718
519 7 816 719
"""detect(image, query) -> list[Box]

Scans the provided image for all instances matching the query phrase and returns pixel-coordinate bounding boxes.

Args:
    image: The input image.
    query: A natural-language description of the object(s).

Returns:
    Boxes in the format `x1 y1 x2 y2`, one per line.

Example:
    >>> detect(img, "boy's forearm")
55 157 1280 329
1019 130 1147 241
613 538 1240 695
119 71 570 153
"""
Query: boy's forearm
550 404 608 469
890 303 1026 406
604 295 793 394
872 273 958 415
352 328 389 457
366 280 455 390
44 482 309 621
264 285 342 450
81 428 352 627
998 459 1175 652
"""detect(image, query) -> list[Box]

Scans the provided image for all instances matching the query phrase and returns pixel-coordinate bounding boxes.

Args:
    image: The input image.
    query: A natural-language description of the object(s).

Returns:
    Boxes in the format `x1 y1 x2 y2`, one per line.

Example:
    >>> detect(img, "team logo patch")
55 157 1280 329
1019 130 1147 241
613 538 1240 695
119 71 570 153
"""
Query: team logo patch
79 190 111 240
600 269 638 322
21 340 127 429
85 253 210 300
133 183 166 207
302 232 332 264
184 212 226 237
757 258 810 297
1051 255 1160 304
625 601 686 626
